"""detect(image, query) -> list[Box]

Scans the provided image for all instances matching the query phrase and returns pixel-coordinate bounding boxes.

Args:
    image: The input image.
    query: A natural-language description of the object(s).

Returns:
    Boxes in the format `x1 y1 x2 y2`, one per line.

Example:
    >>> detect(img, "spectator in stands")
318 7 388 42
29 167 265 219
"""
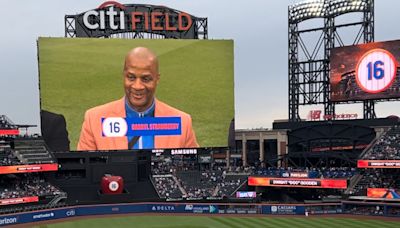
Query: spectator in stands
364 125 400 160
0 175 64 200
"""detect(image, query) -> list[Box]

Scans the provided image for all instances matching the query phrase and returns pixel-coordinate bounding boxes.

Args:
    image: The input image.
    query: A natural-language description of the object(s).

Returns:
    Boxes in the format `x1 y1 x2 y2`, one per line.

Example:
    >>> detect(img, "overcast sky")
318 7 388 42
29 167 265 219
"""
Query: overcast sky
1 0 400 134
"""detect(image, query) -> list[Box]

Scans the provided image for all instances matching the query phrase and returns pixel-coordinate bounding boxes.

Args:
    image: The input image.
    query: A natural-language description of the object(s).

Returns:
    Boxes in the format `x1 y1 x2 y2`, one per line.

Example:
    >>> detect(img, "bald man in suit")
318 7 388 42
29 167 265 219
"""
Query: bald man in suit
77 47 198 150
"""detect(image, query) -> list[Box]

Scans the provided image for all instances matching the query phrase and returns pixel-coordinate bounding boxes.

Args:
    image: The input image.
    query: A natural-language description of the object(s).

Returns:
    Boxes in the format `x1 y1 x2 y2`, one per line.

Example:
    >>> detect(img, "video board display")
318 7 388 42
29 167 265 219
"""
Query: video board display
367 188 400 199
248 177 347 189
0 164 58 175
236 191 257 198
330 39 400 102
38 38 234 150
358 160 400 168
0 196 39 206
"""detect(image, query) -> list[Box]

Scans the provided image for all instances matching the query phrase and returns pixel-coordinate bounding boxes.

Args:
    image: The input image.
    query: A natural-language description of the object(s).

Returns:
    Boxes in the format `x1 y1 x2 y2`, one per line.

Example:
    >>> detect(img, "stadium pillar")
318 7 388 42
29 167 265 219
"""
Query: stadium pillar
242 135 247 167
226 149 230 168
259 136 265 167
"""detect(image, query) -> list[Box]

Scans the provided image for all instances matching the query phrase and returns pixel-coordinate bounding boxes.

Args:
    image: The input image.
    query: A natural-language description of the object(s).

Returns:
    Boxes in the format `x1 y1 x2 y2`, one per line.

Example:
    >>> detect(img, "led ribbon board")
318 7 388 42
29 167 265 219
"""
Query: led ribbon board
248 177 347 189
358 160 400 168
0 164 58 174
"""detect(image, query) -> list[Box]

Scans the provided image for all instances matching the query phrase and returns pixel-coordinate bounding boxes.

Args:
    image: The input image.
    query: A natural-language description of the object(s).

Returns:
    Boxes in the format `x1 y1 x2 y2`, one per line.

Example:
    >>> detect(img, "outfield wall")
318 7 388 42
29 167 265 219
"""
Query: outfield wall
0 202 399 226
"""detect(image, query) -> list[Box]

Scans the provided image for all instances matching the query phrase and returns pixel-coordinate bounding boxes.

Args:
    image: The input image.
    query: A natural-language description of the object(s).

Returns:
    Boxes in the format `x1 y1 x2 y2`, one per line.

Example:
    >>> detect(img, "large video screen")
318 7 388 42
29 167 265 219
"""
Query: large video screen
367 188 400 199
330 39 400 102
38 38 234 150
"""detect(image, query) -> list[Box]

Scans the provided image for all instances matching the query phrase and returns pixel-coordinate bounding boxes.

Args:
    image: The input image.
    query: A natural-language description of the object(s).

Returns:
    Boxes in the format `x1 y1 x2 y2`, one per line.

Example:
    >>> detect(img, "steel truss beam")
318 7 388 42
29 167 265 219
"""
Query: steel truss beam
288 0 375 121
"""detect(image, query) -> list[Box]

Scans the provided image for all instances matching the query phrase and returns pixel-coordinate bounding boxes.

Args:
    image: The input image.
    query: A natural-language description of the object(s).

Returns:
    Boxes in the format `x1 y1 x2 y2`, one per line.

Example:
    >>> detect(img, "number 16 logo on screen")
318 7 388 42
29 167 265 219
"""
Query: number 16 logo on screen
356 48 397 94
102 117 128 137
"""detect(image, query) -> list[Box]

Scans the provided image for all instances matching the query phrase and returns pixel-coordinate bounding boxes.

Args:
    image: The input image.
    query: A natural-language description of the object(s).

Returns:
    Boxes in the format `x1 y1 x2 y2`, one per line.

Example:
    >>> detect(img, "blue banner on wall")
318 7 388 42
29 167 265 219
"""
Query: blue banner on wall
76 204 148 215
0 208 76 226
262 205 305 215
183 204 218 214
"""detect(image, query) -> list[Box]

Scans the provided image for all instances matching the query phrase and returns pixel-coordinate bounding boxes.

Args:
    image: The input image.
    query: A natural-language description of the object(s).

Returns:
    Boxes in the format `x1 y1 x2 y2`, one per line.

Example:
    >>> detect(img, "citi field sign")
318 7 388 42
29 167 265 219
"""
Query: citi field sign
83 1 192 31
72 1 198 38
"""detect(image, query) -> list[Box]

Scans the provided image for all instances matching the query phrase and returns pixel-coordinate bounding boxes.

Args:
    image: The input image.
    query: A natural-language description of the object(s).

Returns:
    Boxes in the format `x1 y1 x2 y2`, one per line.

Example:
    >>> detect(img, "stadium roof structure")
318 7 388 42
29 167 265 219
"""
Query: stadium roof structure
288 0 375 121
289 0 368 23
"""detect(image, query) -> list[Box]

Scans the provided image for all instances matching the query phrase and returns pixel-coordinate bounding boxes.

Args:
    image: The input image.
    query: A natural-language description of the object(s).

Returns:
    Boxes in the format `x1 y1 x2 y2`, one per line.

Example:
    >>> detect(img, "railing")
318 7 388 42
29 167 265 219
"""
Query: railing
47 192 68 207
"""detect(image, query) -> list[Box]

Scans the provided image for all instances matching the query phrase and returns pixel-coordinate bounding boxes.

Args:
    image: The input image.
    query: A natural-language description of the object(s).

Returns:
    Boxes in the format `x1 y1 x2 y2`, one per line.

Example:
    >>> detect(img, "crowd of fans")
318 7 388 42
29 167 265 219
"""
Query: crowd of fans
345 205 384 216
150 157 374 202
152 175 182 199
0 140 23 166
151 160 247 200
0 138 55 166
151 157 176 175
177 168 223 199
0 153 23 166
216 175 247 197
0 117 64 213
353 169 400 196
363 125 400 160
320 167 357 178
0 175 64 200
150 154 365 201
349 125 400 195
387 207 400 216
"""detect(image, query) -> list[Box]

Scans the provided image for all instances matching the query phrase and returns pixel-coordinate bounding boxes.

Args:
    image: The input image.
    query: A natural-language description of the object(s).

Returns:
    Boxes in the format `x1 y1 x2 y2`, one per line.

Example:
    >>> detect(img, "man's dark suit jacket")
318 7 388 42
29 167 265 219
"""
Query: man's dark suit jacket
228 118 235 150
41 110 70 152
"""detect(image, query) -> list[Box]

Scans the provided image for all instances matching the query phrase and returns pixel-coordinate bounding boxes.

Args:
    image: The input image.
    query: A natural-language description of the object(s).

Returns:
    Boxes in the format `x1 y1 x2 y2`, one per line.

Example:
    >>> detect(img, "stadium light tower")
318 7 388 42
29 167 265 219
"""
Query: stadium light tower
288 0 374 121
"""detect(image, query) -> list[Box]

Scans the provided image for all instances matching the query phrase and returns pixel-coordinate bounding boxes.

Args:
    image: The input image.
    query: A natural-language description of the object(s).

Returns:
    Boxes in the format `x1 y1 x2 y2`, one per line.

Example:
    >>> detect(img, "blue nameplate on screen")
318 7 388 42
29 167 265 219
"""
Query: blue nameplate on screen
101 117 181 137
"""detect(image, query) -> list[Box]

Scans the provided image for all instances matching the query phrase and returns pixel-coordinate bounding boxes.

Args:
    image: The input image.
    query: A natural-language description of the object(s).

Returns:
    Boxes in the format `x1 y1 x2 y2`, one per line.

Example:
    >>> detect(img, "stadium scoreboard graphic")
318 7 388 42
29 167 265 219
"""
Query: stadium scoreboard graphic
248 177 347 189
0 129 19 135
0 164 58 175
330 39 400 102
358 160 400 168
0 196 39 206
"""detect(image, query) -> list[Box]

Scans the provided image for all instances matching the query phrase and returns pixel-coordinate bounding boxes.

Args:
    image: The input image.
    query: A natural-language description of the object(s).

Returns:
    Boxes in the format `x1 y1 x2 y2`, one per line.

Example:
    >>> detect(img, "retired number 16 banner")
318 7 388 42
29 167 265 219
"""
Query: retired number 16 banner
356 48 397 94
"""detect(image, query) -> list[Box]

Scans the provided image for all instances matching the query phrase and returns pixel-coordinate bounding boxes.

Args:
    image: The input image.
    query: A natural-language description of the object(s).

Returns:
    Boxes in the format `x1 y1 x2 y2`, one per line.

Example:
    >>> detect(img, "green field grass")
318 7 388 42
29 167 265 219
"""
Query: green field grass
33 215 400 228
38 37 234 149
